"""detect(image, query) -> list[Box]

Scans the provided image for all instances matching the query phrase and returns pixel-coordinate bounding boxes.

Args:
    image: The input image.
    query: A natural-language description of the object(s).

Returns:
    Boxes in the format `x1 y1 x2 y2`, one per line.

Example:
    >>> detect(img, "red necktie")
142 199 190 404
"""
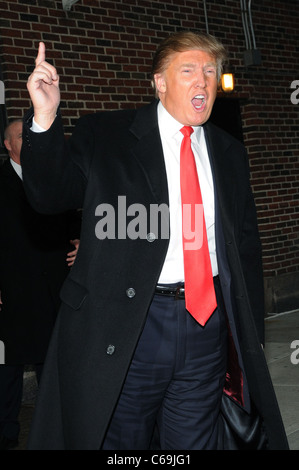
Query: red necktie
180 126 217 326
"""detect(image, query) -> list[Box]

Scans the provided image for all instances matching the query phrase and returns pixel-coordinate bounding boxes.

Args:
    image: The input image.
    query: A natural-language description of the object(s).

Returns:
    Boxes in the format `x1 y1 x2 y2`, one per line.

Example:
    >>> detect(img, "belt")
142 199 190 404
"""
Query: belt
155 276 219 301
155 283 185 300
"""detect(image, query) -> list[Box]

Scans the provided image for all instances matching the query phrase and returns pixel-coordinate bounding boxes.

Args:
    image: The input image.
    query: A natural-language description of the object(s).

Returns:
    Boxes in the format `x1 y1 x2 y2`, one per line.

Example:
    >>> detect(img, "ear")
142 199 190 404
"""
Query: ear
4 139 11 152
154 73 166 94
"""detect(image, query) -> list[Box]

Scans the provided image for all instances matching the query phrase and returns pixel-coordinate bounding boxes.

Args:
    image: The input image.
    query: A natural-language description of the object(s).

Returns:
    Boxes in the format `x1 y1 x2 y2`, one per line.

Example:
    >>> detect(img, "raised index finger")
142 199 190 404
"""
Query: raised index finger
35 42 46 66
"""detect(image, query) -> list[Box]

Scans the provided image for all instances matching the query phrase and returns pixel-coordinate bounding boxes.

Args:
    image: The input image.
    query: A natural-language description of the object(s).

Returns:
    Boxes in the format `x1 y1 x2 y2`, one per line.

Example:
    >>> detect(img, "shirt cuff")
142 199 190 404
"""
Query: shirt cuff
31 117 47 133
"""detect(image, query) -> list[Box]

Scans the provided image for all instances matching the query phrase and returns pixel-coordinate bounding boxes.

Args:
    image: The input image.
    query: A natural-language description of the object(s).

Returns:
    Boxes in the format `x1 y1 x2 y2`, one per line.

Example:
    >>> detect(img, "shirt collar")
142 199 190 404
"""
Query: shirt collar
10 158 23 180
157 101 202 144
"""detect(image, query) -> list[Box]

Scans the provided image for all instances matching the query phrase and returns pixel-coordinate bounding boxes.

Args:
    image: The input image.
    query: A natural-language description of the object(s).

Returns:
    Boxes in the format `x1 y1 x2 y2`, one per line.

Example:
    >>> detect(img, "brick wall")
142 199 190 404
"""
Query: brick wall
0 0 298 312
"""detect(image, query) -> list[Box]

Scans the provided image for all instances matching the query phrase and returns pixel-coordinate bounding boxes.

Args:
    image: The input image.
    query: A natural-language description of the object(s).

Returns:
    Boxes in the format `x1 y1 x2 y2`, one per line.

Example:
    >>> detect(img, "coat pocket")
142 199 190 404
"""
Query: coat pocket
59 276 88 310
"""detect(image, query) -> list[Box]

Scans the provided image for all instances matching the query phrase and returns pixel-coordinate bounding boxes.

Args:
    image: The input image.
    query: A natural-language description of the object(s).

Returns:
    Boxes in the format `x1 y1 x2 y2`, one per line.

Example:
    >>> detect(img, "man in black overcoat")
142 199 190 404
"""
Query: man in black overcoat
0 119 81 449
21 32 288 450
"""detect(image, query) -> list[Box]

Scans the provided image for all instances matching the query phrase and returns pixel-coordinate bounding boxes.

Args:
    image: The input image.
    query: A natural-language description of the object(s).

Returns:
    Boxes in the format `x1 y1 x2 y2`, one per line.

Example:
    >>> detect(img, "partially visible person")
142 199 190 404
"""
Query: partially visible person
0 119 81 450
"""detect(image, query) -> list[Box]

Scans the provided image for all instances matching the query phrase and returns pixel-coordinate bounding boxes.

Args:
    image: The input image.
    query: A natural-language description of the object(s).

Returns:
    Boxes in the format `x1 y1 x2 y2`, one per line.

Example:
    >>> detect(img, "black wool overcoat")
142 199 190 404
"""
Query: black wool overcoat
21 100 288 450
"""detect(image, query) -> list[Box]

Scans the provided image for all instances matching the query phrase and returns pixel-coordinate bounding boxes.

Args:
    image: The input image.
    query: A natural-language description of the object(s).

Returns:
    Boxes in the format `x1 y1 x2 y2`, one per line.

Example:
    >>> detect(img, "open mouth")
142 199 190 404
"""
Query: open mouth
191 94 206 110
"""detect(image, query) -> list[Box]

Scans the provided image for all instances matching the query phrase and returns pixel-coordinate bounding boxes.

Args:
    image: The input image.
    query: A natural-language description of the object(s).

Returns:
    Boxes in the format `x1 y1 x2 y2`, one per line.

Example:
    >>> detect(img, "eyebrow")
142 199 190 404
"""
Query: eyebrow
179 61 216 69
180 63 196 69
203 62 217 68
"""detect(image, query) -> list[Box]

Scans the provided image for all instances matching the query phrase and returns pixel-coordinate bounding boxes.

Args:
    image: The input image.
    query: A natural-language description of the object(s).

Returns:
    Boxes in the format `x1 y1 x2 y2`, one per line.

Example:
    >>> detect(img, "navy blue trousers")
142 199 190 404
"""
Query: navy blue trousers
102 278 228 450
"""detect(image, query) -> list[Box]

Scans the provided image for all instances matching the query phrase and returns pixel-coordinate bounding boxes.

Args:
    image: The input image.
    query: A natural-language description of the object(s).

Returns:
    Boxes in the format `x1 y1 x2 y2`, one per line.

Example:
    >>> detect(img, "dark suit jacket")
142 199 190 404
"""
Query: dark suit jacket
0 159 81 364
21 100 288 449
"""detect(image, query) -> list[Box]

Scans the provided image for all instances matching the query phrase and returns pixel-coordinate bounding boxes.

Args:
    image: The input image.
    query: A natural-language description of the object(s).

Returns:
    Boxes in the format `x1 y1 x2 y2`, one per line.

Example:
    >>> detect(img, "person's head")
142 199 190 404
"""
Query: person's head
4 119 23 164
152 31 227 127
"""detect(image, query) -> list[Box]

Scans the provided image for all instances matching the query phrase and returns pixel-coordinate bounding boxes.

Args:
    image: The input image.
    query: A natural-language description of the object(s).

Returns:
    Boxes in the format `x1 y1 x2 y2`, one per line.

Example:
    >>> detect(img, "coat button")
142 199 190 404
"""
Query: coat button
126 287 136 298
106 344 115 355
146 232 156 242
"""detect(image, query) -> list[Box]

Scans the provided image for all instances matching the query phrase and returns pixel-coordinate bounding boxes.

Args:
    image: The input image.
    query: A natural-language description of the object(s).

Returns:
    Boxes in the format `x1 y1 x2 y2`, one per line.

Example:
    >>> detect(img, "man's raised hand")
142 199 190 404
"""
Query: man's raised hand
27 42 60 130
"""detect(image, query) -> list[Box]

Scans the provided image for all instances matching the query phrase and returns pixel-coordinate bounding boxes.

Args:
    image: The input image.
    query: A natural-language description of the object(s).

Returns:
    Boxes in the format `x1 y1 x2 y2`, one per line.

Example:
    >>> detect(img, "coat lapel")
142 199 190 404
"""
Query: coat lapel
204 122 251 411
128 108 236 232
129 100 169 207
203 122 236 238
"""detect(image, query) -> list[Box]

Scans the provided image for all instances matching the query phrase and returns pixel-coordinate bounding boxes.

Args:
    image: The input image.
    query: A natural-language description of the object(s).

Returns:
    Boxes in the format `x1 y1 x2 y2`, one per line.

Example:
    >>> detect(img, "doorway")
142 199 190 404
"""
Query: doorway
209 97 244 143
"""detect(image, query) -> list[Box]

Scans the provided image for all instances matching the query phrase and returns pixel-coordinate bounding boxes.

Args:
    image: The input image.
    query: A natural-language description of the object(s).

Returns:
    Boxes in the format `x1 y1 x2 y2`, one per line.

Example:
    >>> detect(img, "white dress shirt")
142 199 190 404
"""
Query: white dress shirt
157 101 218 283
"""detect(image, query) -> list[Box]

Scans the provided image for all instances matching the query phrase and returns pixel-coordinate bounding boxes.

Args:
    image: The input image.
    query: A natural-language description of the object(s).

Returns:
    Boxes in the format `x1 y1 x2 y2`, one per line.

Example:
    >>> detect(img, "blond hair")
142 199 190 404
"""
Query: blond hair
151 31 227 95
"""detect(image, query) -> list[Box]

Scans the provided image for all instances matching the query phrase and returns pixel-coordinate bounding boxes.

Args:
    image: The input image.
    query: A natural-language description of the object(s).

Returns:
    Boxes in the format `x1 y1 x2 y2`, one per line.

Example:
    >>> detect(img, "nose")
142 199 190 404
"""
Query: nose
195 70 207 88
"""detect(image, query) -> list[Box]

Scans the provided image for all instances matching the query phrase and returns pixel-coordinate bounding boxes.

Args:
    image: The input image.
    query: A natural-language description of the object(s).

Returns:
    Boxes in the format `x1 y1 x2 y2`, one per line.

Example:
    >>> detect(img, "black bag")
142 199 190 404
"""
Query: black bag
218 393 269 450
